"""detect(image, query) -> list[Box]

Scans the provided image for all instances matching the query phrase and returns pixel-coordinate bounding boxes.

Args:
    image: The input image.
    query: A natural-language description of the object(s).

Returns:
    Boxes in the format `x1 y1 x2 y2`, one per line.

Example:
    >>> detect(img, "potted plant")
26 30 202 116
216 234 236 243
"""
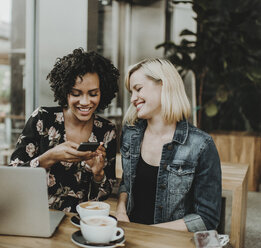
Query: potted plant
156 0 261 191
156 0 261 132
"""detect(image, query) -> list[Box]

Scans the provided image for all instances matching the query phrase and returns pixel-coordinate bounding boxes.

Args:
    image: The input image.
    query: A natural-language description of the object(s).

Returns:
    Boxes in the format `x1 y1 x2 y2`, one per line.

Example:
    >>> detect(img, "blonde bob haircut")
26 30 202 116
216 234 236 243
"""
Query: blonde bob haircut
123 58 191 125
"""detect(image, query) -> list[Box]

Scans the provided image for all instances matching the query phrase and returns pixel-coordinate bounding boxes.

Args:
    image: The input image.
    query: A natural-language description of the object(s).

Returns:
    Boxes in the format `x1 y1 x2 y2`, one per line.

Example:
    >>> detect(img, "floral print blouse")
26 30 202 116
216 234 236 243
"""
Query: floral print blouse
10 106 117 212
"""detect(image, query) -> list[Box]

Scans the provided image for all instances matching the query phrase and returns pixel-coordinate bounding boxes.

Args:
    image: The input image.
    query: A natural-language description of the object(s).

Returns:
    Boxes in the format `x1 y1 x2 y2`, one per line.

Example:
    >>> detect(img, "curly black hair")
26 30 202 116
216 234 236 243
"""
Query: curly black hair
47 48 119 111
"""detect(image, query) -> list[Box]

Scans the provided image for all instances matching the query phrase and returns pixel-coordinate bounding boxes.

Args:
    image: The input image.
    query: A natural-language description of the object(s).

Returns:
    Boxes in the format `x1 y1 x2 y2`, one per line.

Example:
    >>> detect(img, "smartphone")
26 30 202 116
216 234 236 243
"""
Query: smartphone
77 142 100 152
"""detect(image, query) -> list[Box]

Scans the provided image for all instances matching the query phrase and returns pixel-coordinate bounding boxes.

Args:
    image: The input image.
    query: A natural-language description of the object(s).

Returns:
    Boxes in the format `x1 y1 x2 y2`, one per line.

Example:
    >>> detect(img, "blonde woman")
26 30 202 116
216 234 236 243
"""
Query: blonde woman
116 58 221 232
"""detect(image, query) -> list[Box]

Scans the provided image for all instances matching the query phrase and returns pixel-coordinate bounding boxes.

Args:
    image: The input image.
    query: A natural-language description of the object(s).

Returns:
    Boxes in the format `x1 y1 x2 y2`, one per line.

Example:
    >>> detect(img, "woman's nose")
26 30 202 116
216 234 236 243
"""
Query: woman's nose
79 95 90 105
130 92 137 103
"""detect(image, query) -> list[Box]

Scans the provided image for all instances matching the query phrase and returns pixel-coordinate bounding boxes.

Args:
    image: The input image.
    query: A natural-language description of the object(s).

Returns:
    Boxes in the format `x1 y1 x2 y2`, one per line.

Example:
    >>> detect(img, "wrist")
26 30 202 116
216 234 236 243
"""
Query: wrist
93 170 105 183
41 149 57 167
37 152 55 169
116 210 127 215
116 202 127 213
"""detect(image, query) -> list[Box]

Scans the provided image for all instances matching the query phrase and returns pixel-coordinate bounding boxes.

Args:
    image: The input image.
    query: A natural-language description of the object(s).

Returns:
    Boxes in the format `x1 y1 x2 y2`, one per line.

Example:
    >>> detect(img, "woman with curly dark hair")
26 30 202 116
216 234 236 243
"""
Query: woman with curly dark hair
10 48 119 212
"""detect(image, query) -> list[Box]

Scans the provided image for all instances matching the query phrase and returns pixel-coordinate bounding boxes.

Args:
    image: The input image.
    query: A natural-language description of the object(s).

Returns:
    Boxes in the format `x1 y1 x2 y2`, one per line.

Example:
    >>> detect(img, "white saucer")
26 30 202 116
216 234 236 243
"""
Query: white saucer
70 215 80 227
71 230 125 248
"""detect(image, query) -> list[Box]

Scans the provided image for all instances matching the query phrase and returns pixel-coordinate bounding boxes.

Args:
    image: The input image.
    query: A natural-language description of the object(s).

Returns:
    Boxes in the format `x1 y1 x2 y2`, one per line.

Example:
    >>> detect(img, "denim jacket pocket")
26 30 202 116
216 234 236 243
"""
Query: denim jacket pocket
167 161 196 194
120 142 130 158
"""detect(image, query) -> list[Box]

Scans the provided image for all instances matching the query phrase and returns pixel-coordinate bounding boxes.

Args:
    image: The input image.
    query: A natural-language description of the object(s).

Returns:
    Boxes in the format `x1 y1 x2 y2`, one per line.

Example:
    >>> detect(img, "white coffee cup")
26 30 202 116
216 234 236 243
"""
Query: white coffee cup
80 215 124 244
76 201 110 219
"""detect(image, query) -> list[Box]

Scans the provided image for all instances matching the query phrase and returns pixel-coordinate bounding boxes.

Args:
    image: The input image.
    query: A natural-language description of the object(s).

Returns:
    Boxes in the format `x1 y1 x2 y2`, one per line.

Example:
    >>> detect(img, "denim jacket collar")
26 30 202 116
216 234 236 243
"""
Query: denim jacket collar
172 120 189 145
126 119 147 136
127 119 189 145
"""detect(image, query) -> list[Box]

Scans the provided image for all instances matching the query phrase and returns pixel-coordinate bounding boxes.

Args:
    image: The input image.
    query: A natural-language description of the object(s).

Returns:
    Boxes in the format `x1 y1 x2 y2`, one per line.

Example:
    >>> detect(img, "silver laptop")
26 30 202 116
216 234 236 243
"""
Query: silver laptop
0 166 65 237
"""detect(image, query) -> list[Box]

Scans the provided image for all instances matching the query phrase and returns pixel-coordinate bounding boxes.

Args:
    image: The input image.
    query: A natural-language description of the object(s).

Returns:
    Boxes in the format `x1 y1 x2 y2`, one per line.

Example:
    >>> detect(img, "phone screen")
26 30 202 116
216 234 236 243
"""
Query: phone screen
77 142 100 152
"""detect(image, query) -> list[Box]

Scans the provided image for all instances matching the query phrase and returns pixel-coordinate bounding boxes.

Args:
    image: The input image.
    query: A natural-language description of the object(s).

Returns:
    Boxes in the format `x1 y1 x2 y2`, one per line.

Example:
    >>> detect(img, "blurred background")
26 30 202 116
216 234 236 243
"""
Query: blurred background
1 0 260 148
0 0 199 149
1 0 260 150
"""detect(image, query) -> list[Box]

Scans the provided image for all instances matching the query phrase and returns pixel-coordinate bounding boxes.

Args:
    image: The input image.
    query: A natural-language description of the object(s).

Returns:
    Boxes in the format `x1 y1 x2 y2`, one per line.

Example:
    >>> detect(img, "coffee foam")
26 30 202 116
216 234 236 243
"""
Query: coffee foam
85 218 114 227
80 202 107 210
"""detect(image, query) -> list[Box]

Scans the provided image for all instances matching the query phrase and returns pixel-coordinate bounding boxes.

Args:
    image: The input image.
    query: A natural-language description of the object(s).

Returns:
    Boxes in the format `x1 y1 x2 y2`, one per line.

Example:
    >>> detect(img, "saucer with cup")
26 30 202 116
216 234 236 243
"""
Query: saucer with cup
71 201 111 227
71 215 125 248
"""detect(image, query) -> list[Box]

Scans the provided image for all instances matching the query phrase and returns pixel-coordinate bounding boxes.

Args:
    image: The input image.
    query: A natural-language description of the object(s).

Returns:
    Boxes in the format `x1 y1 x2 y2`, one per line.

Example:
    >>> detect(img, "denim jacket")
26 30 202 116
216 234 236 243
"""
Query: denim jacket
119 119 221 232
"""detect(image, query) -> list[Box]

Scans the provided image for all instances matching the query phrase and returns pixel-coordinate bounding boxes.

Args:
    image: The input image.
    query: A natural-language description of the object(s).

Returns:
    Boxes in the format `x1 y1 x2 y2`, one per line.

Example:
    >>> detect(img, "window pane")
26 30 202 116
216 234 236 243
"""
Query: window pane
0 0 25 151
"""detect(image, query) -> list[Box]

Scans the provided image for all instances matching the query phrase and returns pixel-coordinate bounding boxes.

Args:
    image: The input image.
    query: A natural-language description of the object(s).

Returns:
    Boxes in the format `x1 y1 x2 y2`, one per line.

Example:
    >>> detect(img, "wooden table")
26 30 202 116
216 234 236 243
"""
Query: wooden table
0 161 248 248
221 162 249 248
0 213 195 248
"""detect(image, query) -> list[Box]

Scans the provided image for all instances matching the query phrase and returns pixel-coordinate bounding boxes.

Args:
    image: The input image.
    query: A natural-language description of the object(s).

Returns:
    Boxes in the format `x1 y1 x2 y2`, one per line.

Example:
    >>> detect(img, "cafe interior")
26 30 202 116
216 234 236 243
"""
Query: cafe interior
0 0 260 248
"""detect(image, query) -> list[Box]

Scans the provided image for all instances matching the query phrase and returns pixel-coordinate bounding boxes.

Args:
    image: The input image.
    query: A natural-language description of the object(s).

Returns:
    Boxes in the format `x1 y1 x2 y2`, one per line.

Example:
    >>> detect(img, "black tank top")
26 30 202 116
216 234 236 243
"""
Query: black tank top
130 156 159 224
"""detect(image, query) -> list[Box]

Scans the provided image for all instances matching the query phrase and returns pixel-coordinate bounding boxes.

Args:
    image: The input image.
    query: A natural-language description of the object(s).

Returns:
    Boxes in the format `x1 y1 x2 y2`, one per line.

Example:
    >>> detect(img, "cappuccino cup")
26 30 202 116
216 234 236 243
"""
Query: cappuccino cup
80 215 124 244
76 201 110 219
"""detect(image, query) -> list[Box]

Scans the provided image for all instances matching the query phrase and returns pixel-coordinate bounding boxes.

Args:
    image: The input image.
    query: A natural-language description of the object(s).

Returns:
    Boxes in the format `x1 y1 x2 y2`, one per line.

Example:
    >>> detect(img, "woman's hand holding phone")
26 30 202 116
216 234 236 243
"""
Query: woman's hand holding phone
38 141 96 169
43 141 106 182
76 142 101 162
80 142 106 181
47 141 106 180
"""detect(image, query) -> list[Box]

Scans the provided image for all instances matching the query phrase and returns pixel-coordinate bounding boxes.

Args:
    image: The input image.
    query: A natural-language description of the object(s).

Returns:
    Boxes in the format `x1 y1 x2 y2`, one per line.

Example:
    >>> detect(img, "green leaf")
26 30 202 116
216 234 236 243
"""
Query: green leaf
205 103 218 117
216 87 229 103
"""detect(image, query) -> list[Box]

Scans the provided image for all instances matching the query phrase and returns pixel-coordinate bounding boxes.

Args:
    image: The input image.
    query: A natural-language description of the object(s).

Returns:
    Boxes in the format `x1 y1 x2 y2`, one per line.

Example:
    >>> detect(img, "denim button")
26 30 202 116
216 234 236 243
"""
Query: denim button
163 164 168 170
167 144 173 150
158 205 163 210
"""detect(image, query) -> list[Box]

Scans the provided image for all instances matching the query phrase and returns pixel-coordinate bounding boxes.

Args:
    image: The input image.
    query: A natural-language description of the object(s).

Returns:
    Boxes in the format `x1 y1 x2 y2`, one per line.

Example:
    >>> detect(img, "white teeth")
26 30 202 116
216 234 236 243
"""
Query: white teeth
79 107 91 112
137 103 144 109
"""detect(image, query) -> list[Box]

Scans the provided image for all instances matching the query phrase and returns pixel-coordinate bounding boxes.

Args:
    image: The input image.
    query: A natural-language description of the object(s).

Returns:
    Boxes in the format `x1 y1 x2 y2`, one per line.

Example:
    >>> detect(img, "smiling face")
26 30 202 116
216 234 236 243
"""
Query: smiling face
129 69 162 121
67 72 101 123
